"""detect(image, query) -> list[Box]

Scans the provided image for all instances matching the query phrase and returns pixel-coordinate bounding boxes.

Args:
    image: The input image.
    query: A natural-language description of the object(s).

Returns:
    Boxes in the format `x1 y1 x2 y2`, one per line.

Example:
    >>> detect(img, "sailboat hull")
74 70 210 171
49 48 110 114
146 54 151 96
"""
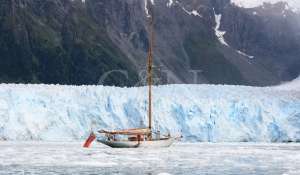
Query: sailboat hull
97 138 174 148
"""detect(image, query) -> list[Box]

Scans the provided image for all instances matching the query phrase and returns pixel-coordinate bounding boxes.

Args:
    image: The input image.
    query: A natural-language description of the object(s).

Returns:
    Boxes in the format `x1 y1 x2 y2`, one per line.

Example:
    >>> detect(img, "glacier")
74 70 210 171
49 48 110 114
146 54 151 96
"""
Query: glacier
0 81 300 142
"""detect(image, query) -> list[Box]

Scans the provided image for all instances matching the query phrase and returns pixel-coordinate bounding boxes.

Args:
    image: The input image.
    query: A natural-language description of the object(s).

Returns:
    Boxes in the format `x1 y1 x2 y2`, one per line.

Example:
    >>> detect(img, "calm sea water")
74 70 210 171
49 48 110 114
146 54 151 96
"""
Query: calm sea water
0 142 299 175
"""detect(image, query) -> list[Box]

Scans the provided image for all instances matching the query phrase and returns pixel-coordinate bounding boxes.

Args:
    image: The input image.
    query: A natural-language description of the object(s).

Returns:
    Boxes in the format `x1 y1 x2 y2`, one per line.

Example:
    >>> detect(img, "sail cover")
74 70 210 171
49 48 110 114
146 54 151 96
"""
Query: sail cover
98 128 151 135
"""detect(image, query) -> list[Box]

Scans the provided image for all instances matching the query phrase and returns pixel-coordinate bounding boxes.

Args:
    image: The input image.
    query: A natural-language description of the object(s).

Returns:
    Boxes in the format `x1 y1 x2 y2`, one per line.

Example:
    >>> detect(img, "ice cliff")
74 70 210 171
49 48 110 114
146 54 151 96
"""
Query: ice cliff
0 82 299 142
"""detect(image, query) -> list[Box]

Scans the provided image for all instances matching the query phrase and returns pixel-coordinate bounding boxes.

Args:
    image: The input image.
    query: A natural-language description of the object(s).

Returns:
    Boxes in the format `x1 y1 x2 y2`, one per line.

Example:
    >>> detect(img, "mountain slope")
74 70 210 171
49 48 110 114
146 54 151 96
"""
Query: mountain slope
0 0 138 86
0 0 299 86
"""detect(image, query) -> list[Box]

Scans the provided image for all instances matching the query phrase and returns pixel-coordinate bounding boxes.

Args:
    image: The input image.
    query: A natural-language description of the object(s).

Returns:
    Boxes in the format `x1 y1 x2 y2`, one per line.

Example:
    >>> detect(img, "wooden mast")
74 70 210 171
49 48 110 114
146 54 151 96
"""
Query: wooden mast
147 11 154 135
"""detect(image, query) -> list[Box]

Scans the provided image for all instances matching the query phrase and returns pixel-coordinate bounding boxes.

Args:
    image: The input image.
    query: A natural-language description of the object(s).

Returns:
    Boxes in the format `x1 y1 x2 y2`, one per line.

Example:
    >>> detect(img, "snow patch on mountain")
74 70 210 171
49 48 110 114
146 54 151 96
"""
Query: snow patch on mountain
167 0 174 7
0 84 299 142
144 0 156 17
231 0 300 12
71 0 85 2
172 1 202 18
214 10 229 46
237 50 255 59
181 7 203 17
144 0 151 18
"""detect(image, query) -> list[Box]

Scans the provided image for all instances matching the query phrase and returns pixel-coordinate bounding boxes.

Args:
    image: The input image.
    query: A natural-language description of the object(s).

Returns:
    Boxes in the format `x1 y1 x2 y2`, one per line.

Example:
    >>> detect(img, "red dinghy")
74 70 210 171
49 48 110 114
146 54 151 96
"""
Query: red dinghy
83 132 96 148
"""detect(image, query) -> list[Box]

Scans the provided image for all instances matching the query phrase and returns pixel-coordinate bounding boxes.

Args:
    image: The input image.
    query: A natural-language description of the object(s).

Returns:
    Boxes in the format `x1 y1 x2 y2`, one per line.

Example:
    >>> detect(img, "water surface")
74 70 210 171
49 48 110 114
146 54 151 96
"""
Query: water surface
0 142 299 175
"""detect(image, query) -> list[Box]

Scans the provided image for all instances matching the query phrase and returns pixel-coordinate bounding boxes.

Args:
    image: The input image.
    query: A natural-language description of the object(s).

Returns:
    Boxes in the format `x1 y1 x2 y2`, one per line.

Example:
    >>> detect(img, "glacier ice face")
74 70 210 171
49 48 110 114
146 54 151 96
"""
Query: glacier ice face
275 76 300 91
0 84 299 142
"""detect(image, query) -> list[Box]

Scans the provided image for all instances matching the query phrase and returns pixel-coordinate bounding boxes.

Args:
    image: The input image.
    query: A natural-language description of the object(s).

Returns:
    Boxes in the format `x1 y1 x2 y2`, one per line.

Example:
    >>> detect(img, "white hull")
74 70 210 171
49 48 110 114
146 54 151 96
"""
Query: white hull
97 138 174 148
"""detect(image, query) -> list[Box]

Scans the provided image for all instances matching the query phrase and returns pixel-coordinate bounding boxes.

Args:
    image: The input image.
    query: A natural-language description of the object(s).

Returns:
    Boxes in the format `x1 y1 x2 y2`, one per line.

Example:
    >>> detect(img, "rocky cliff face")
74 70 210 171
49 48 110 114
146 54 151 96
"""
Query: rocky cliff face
0 0 299 86
222 1 300 82
0 0 138 86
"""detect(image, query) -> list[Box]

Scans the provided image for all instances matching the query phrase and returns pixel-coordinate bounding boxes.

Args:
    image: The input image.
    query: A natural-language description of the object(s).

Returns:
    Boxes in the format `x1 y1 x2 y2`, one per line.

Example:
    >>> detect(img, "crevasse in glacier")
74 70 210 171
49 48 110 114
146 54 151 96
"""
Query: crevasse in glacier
0 83 299 142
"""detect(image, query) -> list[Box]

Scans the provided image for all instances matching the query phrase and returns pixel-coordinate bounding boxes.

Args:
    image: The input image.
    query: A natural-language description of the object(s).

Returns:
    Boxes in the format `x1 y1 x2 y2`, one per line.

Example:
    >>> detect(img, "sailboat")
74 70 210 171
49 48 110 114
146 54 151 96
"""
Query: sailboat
84 13 175 148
